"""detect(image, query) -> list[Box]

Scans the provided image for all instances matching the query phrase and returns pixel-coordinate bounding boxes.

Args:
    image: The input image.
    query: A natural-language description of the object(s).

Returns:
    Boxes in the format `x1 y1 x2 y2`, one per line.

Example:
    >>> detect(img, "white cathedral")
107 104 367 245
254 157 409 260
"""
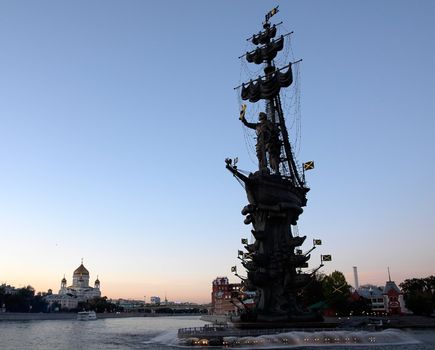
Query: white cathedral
45 261 101 310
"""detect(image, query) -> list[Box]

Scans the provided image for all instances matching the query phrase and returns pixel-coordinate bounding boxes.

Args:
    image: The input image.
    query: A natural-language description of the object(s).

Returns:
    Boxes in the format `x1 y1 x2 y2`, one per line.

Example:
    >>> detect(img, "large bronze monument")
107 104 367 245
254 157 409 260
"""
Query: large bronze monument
226 7 320 323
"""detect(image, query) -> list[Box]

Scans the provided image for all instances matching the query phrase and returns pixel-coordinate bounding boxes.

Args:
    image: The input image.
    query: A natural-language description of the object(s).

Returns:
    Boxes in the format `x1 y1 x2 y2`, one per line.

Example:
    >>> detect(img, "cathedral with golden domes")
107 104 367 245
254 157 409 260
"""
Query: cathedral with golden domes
45 260 101 310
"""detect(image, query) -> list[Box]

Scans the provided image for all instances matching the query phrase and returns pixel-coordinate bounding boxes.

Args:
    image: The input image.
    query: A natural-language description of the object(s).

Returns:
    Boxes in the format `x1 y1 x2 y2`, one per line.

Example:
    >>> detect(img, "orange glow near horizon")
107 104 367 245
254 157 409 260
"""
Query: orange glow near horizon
3 262 434 305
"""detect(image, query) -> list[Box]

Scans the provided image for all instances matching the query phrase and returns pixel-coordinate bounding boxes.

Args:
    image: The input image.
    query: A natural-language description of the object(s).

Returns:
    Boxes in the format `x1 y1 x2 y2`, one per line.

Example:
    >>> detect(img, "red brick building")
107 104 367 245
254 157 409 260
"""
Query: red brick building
210 277 242 315
383 280 403 315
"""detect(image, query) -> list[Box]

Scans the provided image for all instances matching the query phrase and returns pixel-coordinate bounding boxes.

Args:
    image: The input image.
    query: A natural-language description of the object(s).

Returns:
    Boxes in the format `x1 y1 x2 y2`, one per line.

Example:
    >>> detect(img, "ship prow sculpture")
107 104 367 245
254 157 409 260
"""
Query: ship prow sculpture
225 7 322 325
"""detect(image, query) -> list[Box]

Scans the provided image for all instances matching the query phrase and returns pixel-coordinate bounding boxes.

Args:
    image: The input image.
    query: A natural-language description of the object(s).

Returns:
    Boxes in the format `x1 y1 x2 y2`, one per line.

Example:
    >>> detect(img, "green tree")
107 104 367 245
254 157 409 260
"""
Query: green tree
0 285 47 312
400 276 435 315
348 296 372 316
78 296 119 313
300 273 326 307
322 271 351 315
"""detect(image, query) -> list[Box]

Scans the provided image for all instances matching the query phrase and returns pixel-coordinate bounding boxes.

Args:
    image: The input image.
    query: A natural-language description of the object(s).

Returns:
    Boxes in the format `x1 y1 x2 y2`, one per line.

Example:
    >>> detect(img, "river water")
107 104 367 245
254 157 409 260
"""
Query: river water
0 316 434 349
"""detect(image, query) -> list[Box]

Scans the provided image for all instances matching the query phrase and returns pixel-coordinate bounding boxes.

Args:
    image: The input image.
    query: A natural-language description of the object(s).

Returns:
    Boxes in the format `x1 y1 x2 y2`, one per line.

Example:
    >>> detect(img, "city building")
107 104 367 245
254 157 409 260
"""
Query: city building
211 277 243 315
352 266 407 315
355 285 386 313
113 299 145 312
383 279 405 315
150 296 161 304
45 261 101 310
354 280 407 315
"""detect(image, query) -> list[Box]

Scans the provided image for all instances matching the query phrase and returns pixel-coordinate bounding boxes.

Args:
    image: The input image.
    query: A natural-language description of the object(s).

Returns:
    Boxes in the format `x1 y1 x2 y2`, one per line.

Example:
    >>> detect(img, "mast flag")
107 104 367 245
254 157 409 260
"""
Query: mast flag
303 161 315 171
243 253 252 259
265 6 279 23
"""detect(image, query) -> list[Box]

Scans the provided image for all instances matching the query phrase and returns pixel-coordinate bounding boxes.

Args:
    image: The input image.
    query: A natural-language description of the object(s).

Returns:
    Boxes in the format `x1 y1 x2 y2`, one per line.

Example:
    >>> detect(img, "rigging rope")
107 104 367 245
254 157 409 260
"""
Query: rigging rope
279 33 302 159
235 24 304 174
234 175 246 189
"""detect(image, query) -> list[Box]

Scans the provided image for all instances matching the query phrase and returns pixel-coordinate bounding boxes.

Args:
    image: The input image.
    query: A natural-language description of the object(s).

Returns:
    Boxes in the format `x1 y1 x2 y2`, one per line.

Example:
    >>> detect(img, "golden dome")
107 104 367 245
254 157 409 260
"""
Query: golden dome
73 263 89 276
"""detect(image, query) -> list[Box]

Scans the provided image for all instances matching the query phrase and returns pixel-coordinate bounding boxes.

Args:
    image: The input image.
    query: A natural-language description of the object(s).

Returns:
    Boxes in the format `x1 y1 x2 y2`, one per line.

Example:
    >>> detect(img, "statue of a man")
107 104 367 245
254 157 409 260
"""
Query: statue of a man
240 112 281 173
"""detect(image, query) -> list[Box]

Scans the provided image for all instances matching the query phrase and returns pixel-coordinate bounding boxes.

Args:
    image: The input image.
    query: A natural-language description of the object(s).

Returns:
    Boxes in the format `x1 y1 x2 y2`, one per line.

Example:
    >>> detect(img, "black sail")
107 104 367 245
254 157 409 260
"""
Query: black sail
241 64 293 102
252 24 277 45
246 36 284 64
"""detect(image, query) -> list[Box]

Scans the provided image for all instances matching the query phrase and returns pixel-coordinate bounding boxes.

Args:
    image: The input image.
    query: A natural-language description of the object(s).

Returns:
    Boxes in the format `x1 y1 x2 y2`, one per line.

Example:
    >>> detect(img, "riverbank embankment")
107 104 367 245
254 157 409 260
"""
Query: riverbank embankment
324 315 435 329
0 312 203 321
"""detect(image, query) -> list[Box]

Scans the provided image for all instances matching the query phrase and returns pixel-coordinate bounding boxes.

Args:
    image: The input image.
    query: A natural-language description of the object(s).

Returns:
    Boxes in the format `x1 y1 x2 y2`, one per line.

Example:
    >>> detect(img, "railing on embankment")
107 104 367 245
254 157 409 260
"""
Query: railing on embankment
178 326 352 339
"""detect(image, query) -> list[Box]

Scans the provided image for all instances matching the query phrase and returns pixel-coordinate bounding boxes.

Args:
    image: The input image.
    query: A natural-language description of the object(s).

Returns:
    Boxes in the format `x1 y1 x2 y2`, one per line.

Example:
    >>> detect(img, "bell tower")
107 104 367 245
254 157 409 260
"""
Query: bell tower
94 276 100 290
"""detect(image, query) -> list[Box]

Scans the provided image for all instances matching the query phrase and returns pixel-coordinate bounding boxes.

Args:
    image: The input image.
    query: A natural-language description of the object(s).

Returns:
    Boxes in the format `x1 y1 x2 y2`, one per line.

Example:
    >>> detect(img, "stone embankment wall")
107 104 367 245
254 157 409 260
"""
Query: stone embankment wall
0 312 203 321
0 313 76 321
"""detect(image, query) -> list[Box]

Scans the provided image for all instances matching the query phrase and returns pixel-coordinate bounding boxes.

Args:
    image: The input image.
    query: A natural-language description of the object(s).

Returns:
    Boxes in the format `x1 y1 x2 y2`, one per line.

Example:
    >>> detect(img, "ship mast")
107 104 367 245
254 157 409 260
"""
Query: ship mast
238 7 305 188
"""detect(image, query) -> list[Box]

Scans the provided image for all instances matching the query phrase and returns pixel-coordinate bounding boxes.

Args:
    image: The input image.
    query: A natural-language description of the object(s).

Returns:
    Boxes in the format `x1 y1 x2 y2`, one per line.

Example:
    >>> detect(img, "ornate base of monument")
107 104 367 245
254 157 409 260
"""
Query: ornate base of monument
226 166 316 324
230 319 336 330
177 319 392 347
235 309 323 324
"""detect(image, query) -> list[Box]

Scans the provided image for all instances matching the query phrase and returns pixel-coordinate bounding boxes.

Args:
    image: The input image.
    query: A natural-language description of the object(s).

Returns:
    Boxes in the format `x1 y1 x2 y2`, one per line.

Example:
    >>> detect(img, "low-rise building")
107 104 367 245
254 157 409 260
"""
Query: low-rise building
355 279 407 315
211 277 242 315
383 280 405 315
114 299 145 311
356 285 386 313
150 296 161 305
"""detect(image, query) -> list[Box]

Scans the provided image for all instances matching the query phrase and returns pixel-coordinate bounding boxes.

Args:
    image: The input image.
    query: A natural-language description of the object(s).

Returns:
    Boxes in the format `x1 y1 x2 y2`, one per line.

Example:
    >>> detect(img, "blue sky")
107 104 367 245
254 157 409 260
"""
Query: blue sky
0 1 434 302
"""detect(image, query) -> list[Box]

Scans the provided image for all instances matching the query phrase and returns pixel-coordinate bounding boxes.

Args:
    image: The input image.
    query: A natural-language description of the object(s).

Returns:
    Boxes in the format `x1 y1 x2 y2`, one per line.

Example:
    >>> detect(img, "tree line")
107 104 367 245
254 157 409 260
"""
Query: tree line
400 276 435 316
0 285 46 313
301 272 435 316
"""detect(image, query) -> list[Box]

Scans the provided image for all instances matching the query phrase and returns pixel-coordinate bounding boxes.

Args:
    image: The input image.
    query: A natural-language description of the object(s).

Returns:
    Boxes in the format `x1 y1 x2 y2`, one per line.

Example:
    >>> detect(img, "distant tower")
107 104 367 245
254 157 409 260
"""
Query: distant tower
94 276 100 290
59 275 67 294
61 275 67 289
353 266 359 290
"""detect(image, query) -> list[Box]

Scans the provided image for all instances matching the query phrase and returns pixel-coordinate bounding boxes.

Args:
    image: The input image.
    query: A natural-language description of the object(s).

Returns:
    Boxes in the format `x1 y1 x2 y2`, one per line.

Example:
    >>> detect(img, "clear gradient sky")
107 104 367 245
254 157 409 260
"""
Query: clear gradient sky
1 1 434 303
